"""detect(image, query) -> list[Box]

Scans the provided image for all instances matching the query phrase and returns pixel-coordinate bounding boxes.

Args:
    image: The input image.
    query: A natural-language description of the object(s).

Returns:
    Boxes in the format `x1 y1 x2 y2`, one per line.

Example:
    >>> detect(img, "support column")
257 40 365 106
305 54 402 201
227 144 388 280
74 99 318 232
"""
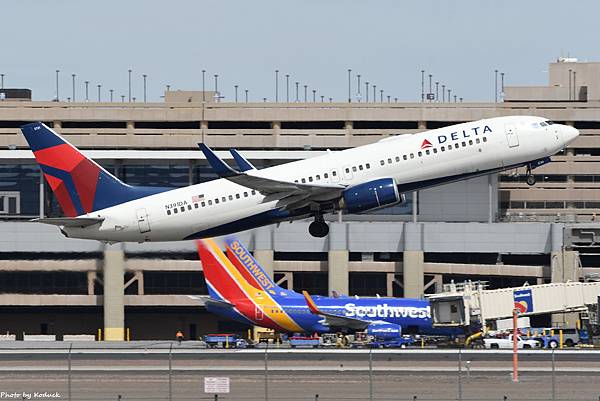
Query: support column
328 223 349 296
103 244 125 341
403 223 424 298
254 226 274 278
87 271 96 296
550 223 580 328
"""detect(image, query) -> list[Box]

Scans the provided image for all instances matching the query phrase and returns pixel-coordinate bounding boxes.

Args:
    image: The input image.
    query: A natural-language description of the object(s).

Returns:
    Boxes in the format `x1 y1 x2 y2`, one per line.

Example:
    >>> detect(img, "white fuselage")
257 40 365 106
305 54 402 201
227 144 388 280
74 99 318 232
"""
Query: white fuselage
63 116 578 242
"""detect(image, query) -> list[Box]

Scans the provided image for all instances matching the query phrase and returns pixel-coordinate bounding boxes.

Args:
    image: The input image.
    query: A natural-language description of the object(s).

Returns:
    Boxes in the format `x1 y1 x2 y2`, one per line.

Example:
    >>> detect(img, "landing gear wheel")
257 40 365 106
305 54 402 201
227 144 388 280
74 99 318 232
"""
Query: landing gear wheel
526 175 536 186
309 221 329 238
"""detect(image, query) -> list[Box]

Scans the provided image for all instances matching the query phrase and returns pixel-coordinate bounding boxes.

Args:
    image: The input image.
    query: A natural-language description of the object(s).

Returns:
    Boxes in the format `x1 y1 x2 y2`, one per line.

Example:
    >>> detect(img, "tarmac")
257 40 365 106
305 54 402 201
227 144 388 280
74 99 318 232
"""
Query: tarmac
0 342 599 400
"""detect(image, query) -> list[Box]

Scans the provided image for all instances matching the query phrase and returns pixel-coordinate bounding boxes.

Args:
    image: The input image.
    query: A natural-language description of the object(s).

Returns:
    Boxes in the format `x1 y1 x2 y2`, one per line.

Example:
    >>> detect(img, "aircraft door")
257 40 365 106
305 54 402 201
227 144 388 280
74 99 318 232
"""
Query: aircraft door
136 208 151 234
255 306 264 321
505 124 519 148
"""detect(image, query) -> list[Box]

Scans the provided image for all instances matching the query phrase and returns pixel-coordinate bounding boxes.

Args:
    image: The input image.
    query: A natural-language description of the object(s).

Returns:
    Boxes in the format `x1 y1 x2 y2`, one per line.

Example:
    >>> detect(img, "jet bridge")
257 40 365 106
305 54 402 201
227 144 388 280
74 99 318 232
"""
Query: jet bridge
427 281 600 329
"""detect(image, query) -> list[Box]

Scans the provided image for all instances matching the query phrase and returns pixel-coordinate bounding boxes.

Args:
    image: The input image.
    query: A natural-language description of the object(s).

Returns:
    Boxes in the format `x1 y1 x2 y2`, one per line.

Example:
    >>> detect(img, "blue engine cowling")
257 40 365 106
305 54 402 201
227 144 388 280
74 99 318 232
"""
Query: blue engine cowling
342 178 403 214
367 322 402 340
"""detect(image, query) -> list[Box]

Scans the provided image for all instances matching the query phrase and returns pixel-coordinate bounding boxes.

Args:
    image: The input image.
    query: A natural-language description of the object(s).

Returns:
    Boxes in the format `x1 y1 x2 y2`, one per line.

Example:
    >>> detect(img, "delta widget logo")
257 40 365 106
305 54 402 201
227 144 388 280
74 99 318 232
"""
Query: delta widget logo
420 139 433 149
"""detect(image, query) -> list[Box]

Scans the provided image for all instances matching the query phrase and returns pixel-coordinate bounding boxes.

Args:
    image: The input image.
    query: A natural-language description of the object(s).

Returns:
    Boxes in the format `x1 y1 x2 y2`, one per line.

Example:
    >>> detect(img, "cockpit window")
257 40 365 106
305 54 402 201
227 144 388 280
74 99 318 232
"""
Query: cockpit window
540 121 548 127
545 120 554 125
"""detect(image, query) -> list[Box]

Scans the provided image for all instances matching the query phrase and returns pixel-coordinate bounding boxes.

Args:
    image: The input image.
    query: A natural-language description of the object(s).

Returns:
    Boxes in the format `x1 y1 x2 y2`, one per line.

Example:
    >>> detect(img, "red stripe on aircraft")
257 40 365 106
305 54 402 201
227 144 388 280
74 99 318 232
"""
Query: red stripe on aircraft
71 159 100 213
226 245 263 290
34 143 85 172
45 174 78 217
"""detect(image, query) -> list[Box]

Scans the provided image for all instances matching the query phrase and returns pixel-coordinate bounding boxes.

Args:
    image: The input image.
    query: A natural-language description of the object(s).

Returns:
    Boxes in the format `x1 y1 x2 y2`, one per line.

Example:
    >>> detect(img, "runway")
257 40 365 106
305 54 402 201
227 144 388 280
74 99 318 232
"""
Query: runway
1 343 599 400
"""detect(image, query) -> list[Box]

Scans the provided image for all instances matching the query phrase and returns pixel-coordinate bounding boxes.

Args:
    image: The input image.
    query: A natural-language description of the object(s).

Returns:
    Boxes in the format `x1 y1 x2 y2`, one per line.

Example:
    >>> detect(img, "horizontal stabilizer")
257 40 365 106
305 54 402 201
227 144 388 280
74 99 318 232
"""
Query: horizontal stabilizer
31 217 105 227
205 298 236 309
230 149 256 172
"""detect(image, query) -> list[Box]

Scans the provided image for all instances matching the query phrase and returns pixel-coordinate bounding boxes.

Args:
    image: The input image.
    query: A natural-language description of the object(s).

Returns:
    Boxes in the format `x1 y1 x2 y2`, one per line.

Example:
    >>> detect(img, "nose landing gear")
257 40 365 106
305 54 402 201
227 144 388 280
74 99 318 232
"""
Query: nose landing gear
309 214 329 237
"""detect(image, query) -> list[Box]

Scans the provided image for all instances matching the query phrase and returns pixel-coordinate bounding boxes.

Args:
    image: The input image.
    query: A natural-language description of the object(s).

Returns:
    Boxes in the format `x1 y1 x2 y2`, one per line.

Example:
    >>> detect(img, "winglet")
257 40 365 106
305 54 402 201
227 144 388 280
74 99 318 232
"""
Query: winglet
302 290 321 315
198 143 240 178
229 149 256 172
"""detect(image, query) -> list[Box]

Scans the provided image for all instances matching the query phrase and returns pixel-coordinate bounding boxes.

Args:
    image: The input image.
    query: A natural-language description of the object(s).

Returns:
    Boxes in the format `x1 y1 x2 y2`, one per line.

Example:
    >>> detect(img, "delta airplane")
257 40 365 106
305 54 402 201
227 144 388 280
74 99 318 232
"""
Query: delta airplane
198 236 435 338
21 116 578 242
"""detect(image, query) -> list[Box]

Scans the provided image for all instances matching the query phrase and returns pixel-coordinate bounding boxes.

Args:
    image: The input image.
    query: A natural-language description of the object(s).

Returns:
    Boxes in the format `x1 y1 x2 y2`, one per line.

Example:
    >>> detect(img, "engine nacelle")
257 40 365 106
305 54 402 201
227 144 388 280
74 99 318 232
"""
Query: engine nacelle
342 178 403 214
366 321 402 340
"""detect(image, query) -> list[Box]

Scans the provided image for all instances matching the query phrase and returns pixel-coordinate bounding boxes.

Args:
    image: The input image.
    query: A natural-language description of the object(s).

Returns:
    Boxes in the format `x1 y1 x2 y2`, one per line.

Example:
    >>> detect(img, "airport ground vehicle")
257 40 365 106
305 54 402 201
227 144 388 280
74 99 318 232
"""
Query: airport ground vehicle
289 336 320 348
369 336 415 349
203 334 248 348
483 334 540 349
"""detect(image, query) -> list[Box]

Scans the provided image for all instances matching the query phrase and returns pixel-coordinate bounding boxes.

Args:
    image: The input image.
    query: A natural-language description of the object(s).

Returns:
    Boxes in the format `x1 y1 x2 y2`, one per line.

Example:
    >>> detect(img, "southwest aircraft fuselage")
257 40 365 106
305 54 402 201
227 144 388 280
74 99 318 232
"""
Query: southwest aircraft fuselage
27 116 578 242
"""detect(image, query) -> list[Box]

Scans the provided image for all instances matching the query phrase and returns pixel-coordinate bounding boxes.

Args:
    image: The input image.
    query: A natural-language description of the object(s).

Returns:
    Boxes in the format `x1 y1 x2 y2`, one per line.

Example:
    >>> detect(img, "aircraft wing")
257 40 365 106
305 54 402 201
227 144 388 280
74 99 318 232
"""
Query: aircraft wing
302 291 371 330
31 217 105 227
199 143 346 195
229 149 256 171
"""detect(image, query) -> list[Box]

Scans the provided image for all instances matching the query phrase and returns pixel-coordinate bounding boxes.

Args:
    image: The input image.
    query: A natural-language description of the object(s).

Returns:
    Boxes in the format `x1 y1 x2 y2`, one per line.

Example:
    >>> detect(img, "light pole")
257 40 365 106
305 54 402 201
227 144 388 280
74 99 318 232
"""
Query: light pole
387 95 390 103
304 85 307 102
85 81 89 102
435 81 439 102
245 89 248 103
428 74 432 102
202 70 206 101
321 95 324 102
495 69 498 102
234 85 238 102
285 74 290 102
357 74 361 102
55 69 60 101
0 74 4 89
442 84 446 102
380 89 383 102
71 74 76 102
347 69 352 103
448 89 451 103
109 89 114 102
295 82 299 102
121 95 125 102
275 70 279 102
365 82 369 102
142 74 147 102
214 74 219 102
97 84 101 102
373 85 376 103
421 70 425 102
312 89 316 102
501 72 505 101
128 69 132 102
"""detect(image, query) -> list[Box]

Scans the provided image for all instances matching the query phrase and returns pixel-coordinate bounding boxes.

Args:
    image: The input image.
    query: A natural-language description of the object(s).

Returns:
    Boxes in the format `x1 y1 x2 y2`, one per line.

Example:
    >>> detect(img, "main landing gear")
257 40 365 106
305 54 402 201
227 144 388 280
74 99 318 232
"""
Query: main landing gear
309 214 329 238
525 164 536 186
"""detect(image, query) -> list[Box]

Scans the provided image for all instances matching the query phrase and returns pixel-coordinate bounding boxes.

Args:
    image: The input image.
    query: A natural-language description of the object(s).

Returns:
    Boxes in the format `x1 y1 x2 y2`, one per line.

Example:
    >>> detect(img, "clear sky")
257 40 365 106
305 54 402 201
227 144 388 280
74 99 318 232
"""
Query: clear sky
2 0 599 102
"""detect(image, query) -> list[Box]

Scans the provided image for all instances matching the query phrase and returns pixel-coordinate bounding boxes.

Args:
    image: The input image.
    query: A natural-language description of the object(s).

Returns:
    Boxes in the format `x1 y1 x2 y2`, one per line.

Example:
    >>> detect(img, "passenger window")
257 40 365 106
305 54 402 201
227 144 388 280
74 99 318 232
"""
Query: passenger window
441 146 445 151
324 173 329 178
251 190 256 195
222 197 226 202
403 155 407 160
208 200 213 205
180 206 185 212
188 205 192 210
301 178 306 183
194 203 199 209
395 156 400 162
359 165 363 171
173 208 178 214
294 179 298 183
309 176 313 182
410 153 414 159
167 209 172 215
418 151 422 157
235 194 240 199
387 158 392 164
228 195 233 200
462 141 466 147
346 168 350 173
476 138 480 144
365 163 370 169
468 140 473 145
201 201 206 207
483 137 488 142
316 174 320 180
433 148 437 154
332 171 337 176
215 199 219 204
448 144 453 150
425 149 430 155
243 192 248 197
352 166 357 172
380 160 385 166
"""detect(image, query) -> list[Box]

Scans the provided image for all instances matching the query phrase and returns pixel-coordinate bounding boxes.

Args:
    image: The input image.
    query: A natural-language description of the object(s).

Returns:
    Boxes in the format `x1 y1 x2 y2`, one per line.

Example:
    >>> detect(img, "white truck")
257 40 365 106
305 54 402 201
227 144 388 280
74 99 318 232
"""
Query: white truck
483 335 540 349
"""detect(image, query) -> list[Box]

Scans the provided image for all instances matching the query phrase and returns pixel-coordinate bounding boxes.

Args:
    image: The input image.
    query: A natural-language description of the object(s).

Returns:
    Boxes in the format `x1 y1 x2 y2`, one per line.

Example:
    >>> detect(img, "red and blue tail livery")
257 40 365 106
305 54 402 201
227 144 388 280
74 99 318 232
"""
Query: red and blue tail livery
198 237 452 338
22 122 169 218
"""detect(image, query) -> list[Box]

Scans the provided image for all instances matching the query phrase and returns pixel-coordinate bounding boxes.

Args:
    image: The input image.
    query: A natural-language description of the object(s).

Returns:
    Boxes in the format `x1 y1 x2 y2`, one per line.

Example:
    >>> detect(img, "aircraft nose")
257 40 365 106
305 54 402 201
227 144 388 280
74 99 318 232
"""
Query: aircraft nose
563 125 579 145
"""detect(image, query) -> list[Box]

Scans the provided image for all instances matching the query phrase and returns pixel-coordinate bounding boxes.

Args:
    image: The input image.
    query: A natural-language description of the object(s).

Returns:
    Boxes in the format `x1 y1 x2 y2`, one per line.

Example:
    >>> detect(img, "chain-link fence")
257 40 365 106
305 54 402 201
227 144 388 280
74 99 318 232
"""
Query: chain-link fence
1 343 599 401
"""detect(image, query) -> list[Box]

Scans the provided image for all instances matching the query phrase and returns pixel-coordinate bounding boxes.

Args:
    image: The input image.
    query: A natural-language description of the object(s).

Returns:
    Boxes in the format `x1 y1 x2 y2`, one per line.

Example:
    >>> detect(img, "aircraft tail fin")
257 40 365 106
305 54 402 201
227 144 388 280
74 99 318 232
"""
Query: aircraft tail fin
21 122 169 217
229 149 256 172
224 236 288 295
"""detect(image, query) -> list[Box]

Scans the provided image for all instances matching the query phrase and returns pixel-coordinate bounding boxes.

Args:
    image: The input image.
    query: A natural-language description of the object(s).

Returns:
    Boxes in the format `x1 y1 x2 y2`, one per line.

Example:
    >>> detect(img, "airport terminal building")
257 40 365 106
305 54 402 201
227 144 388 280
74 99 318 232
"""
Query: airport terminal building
1 59 600 340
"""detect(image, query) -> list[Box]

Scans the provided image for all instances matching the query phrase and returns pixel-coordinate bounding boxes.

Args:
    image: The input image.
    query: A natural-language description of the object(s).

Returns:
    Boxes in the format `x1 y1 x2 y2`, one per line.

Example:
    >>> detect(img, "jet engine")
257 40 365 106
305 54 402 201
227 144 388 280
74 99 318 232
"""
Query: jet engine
366 321 402 340
341 178 404 214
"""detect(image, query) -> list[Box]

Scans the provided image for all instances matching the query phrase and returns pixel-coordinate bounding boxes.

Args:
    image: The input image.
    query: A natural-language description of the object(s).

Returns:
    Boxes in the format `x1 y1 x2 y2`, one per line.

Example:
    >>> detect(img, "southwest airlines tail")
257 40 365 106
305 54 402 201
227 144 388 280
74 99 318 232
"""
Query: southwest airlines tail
21 122 169 217
224 236 293 296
